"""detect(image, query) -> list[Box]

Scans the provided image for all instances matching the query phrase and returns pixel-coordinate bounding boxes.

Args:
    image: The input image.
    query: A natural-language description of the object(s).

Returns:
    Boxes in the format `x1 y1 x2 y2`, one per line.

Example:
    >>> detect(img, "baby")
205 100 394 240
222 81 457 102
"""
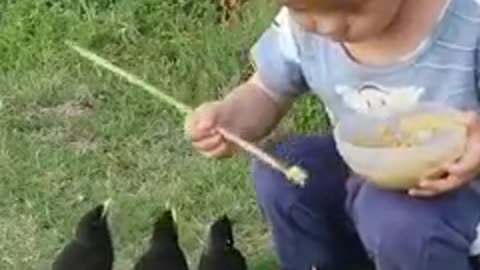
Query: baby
186 0 480 269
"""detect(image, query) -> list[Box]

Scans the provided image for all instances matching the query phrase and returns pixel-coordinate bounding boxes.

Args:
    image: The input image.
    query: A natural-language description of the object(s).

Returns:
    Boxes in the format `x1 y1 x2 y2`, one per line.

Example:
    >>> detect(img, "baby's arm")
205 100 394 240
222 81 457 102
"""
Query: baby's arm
222 7 308 140
218 73 292 141
187 8 308 156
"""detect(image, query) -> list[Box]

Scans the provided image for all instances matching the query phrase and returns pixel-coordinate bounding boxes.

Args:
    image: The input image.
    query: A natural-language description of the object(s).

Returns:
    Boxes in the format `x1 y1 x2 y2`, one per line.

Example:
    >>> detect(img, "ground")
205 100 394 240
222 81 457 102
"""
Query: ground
0 1 328 269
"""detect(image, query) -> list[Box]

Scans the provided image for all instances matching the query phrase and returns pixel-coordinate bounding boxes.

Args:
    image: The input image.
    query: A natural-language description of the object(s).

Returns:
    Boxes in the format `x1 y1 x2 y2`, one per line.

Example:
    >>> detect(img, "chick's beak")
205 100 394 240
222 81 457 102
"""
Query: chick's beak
165 201 177 223
101 198 112 218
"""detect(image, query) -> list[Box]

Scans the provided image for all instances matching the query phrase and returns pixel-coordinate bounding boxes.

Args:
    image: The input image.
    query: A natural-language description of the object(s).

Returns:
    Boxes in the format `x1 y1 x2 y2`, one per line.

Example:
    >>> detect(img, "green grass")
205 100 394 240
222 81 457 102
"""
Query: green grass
0 0 328 269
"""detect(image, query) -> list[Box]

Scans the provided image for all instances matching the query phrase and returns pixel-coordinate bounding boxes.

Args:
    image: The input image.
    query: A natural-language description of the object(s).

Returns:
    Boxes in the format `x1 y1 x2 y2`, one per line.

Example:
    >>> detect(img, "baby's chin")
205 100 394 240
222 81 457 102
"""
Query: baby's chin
335 31 384 44
317 30 369 43
308 26 383 43
324 34 359 43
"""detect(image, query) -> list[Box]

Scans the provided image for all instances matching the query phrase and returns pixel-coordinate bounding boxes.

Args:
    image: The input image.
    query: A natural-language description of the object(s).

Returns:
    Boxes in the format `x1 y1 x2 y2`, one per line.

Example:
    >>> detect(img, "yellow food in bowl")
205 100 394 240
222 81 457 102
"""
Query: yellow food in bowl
353 113 463 149
334 103 468 190
399 114 463 132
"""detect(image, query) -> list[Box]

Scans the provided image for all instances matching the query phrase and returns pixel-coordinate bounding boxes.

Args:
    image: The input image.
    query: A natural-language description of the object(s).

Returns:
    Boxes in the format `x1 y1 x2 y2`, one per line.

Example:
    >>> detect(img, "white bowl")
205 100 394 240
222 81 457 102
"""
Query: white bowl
333 103 467 190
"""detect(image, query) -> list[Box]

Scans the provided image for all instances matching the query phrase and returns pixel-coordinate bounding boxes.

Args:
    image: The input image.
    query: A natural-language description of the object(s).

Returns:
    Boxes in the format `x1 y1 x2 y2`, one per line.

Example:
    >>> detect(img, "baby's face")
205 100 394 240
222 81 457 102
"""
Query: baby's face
281 0 404 42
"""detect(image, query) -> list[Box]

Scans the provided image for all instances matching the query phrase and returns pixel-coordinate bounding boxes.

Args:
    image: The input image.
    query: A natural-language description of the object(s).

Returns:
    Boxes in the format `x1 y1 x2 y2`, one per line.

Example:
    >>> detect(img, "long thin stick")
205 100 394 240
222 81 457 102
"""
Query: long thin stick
66 41 308 186
66 42 192 114
218 128 286 172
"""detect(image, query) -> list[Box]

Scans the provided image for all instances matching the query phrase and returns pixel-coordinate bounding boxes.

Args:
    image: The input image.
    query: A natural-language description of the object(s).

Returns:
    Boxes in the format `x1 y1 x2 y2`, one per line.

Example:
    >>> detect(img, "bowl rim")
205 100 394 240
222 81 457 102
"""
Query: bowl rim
333 102 467 152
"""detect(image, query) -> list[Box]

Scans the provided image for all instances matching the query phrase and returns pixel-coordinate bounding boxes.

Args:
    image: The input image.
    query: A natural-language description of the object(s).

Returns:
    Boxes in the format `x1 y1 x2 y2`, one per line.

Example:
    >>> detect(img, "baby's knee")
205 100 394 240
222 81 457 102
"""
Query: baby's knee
354 184 479 269
371 213 436 262
362 213 473 269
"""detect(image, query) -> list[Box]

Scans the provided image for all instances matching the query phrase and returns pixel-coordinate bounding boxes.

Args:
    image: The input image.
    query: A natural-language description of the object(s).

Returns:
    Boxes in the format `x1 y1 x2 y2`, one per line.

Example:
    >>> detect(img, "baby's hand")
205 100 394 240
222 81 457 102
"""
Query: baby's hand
410 112 480 197
185 101 238 158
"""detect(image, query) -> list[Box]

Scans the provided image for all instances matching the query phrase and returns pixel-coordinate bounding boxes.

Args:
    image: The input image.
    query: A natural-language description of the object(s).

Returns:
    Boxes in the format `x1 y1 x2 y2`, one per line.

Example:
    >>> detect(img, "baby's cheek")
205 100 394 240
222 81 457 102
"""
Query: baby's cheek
290 12 320 33
300 18 318 33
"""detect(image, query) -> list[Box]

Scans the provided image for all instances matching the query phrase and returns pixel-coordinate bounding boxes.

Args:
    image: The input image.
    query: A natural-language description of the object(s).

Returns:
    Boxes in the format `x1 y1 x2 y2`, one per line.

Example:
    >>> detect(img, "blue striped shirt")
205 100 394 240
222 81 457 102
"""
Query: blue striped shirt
251 0 480 193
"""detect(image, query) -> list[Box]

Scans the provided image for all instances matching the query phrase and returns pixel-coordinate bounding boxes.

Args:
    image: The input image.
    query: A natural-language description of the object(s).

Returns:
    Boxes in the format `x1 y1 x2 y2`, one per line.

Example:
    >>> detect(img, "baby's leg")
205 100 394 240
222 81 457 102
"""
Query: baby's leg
252 135 371 270
351 178 480 270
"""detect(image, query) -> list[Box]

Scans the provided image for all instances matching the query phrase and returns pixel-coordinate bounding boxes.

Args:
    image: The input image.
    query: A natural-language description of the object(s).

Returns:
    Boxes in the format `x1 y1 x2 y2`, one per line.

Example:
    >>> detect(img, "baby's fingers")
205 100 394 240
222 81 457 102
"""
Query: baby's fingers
447 148 480 177
409 175 462 197
184 102 223 140
184 114 214 139
193 133 223 152
202 143 230 158
200 139 238 158
408 188 438 197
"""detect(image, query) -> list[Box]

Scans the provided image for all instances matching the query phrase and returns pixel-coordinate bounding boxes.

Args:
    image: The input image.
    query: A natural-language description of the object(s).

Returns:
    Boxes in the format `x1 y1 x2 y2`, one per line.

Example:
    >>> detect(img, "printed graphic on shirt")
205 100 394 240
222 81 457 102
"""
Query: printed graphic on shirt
335 82 425 115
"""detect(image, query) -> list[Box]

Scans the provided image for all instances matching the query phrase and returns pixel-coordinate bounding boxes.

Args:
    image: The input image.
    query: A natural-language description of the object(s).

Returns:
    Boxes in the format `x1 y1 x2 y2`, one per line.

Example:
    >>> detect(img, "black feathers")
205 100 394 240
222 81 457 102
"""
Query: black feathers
51 203 249 270
133 209 189 270
52 201 114 270
198 215 247 270
469 255 480 270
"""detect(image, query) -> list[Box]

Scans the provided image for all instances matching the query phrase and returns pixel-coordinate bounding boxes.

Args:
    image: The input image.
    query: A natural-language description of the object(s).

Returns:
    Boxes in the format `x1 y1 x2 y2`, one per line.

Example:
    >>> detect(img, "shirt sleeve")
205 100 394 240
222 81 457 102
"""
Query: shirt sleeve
249 7 308 103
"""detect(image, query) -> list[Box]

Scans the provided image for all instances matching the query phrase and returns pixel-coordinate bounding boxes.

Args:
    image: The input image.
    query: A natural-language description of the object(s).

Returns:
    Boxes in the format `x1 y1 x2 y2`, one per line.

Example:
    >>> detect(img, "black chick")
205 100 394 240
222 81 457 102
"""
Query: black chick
52 199 114 270
198 215 247 270
133 209 189 270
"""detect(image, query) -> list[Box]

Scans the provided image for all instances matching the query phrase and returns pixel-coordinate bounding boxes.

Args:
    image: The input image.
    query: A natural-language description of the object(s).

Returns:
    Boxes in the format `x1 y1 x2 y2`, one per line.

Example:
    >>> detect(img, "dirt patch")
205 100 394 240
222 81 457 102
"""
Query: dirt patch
30 99 98 154
32 127 98 154
68 139 98 155
32 127 64 143
36 99 94 118
218 0 250 24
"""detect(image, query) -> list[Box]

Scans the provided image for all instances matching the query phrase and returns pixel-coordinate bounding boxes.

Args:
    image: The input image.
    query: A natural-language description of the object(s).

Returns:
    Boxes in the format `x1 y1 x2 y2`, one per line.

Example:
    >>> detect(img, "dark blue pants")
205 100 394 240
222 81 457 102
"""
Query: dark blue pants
252 134 480 270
